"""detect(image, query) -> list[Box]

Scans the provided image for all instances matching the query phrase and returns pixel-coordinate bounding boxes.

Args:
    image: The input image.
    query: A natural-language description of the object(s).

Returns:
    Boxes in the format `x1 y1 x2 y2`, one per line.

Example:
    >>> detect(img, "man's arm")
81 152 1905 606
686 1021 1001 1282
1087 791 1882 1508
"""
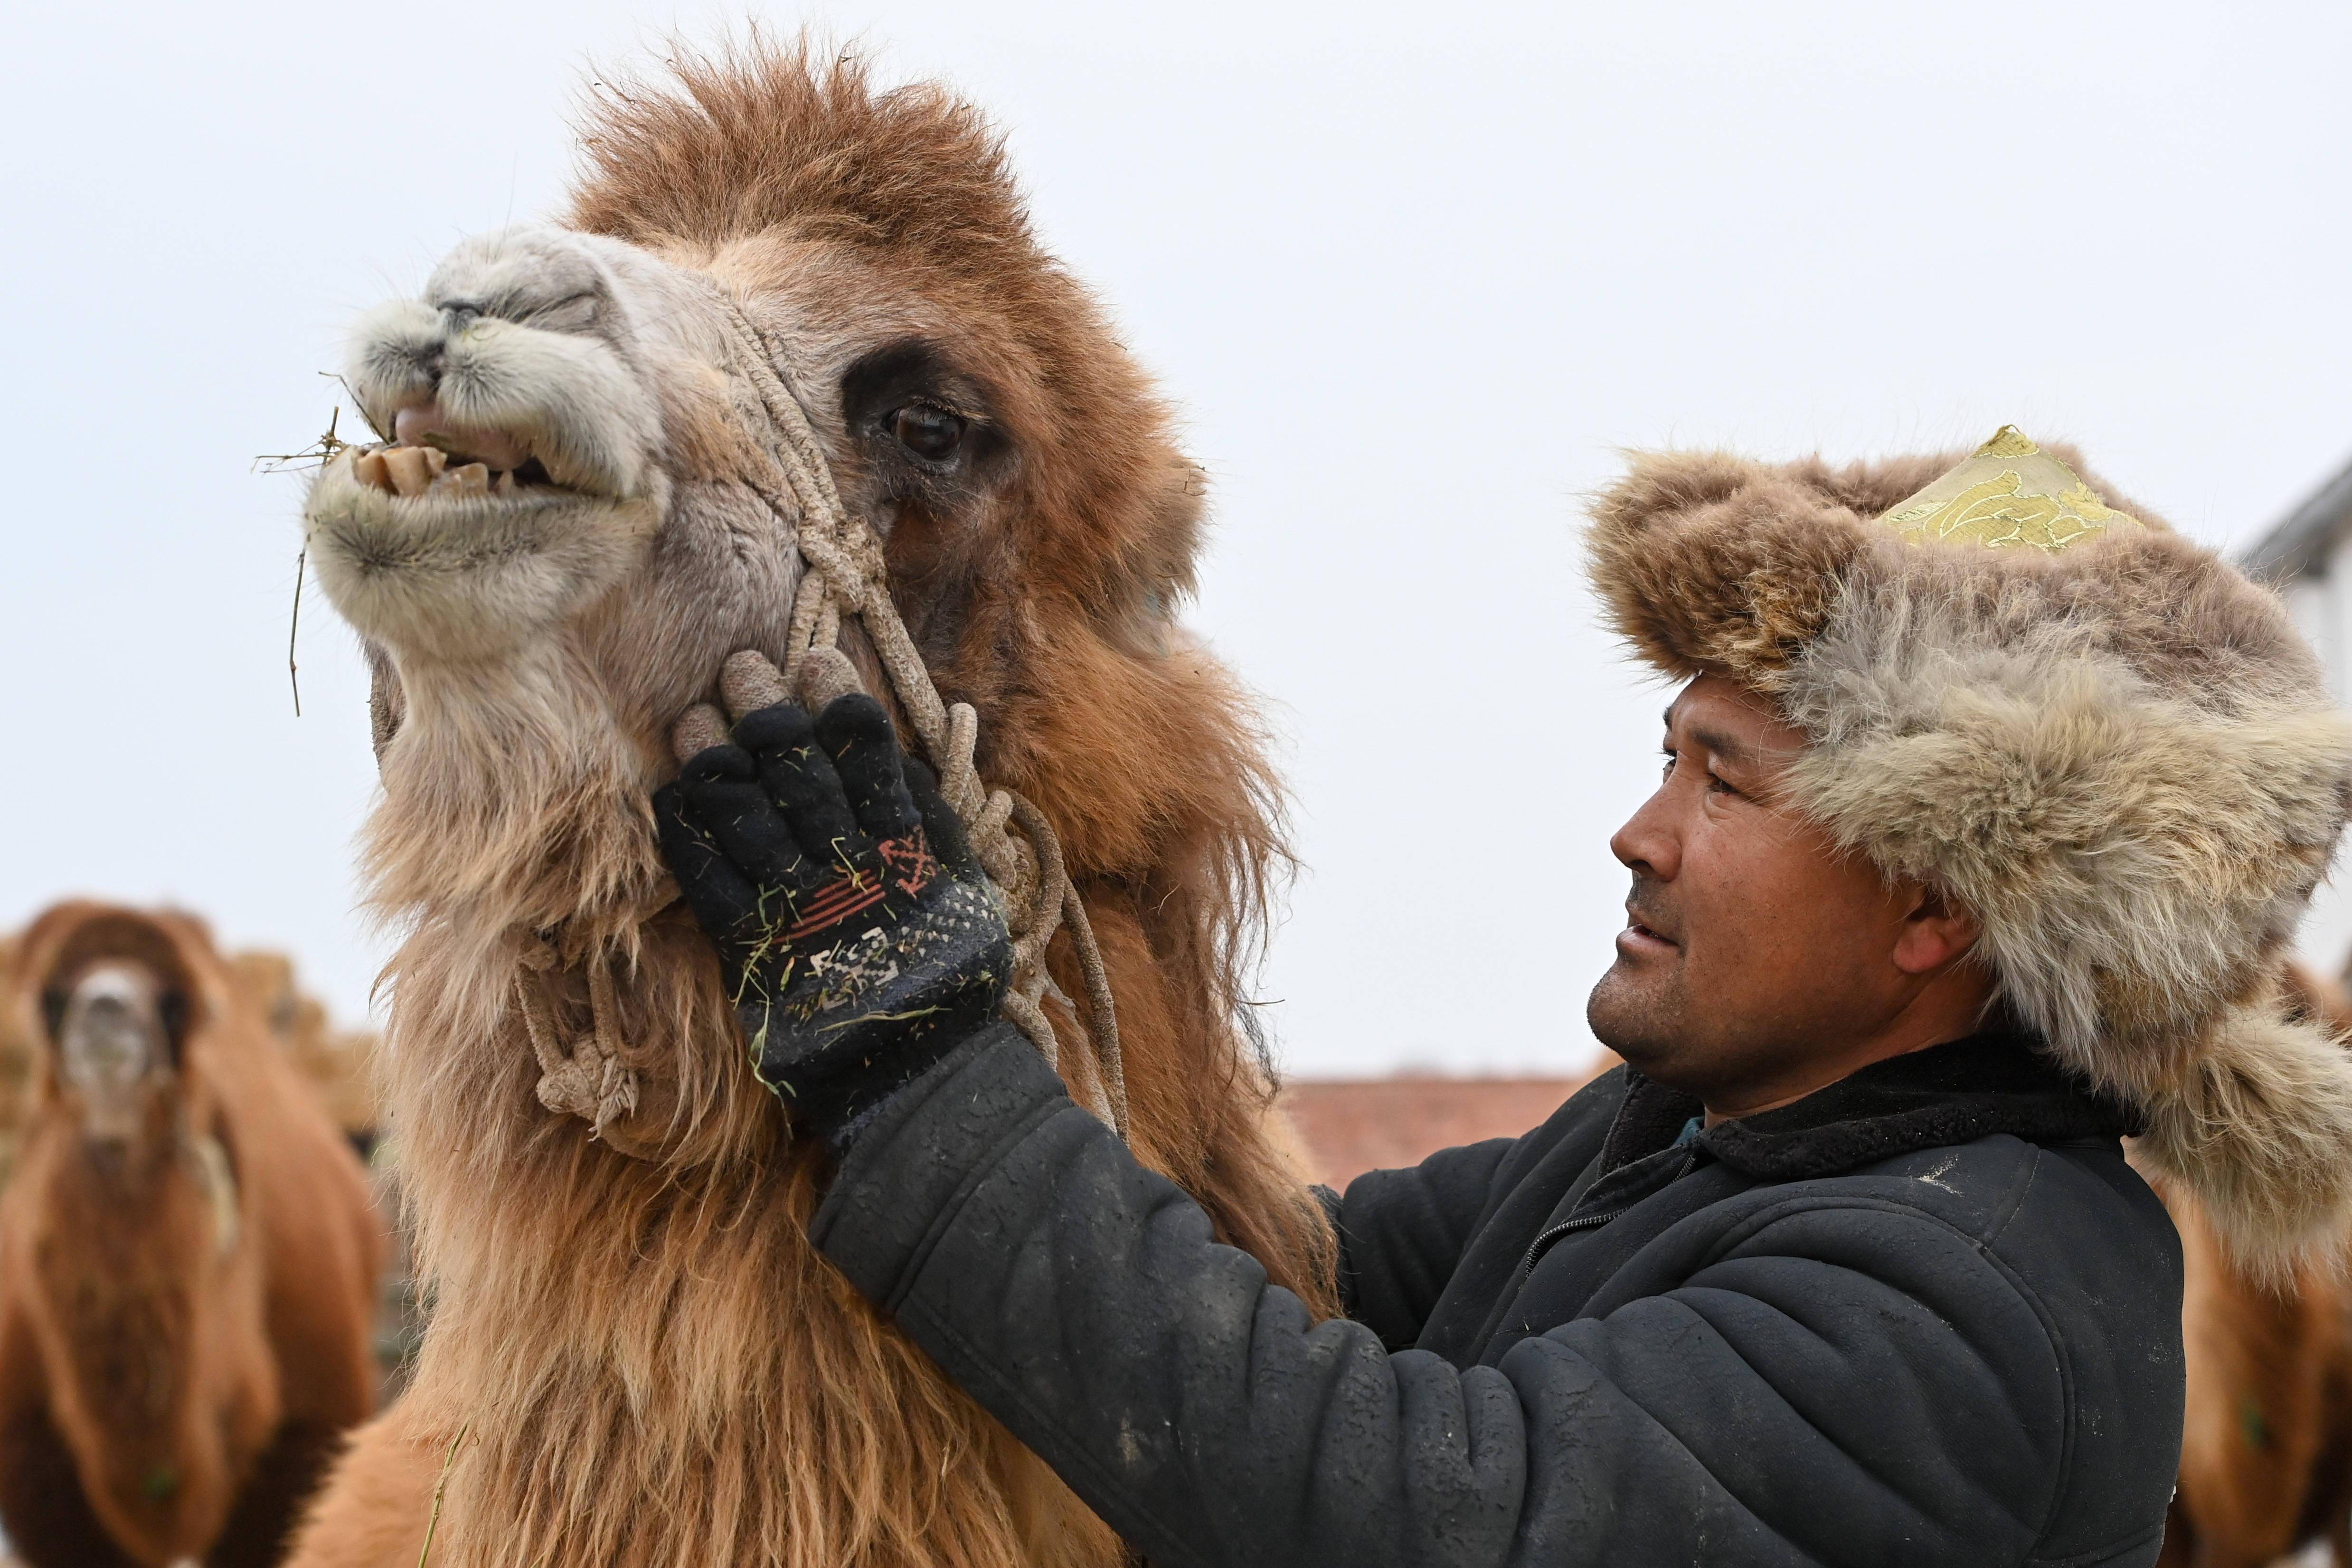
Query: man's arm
1332 1138 1517 1347
814 1029 2073 1568
1329 1066 1623 1350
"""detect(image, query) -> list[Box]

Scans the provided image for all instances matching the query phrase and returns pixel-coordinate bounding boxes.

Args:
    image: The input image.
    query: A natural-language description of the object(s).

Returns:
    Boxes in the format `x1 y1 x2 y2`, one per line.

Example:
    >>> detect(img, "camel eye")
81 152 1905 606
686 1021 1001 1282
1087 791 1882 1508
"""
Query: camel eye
890 404 965 462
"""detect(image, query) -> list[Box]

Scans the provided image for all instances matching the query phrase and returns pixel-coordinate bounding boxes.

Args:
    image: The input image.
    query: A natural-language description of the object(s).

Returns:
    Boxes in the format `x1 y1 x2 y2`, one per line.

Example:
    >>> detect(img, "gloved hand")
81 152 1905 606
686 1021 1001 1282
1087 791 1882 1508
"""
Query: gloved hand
654 692 1012 1140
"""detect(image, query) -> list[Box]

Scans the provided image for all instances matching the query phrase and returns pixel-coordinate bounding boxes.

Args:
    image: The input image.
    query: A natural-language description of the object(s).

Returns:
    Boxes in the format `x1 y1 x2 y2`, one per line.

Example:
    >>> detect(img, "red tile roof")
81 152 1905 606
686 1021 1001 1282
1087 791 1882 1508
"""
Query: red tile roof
1278 1065 1613 1190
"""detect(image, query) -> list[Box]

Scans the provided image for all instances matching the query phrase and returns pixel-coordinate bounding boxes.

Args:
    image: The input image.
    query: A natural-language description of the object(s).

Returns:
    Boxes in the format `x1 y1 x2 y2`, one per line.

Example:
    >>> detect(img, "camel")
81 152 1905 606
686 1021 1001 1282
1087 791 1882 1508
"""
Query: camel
2156 963 2352 1567
0 903 384 1568
227 952 379 1153
223 953 416 1396
0 931 27 1184
285 41 1337 1568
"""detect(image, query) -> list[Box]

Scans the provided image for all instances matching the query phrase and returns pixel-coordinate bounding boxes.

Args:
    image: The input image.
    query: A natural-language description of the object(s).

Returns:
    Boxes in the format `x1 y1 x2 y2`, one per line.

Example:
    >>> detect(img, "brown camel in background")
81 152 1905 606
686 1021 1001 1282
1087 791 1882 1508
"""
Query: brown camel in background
224 953 418 1397
227 952 379 1154
2156 962 2352 1567
0 932 26 1185
283 39 1336 1568
0 903 383 1568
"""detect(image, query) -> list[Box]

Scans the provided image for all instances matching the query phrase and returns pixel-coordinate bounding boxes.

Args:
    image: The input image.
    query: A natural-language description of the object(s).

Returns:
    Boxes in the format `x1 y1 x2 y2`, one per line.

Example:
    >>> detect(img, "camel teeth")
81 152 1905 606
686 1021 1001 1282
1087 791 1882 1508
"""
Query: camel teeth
382 446 436 497
492 469 515 496
352 450 392 493
444 462 490 495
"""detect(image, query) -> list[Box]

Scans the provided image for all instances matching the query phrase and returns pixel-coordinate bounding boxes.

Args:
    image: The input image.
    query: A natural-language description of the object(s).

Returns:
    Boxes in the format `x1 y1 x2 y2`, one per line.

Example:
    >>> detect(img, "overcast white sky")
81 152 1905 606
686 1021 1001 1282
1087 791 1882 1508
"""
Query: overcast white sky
3 1 2349 1077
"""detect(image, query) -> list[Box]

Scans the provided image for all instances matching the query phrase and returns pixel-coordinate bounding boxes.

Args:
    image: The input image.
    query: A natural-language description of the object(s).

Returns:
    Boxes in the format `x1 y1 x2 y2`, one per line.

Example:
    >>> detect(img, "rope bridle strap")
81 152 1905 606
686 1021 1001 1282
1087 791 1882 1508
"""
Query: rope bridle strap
517 285 1130 1143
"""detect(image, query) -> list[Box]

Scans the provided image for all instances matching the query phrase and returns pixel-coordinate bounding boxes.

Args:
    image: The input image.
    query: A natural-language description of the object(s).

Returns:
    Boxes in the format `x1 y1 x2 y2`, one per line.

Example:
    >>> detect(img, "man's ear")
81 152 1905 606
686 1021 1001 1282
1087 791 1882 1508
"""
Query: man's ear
1891 884 1981 976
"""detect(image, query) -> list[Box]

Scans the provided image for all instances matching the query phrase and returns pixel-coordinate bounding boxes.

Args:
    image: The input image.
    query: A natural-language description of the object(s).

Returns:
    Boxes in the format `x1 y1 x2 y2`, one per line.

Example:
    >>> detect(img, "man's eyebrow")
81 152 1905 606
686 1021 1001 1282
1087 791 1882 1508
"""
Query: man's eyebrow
1685 723 1757 770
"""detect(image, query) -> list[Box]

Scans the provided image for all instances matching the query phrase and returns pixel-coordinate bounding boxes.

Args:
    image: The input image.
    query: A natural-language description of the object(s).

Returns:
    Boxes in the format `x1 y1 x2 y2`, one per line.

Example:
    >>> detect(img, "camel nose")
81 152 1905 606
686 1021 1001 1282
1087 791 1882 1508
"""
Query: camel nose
58 967 166 1142
71 997 149 1077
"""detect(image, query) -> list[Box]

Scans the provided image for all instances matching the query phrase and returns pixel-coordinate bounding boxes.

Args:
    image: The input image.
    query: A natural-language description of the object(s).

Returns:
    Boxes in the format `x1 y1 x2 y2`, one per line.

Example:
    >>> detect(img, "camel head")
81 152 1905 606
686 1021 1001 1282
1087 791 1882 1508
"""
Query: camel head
17 908 227 1192
7 906 249 1271
305 47 1204 952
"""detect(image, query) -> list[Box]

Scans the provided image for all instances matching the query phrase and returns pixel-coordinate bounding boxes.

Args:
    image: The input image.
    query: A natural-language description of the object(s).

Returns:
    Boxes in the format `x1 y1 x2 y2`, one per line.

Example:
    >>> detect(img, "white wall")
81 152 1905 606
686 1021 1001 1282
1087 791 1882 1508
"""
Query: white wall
2291 541 2352 981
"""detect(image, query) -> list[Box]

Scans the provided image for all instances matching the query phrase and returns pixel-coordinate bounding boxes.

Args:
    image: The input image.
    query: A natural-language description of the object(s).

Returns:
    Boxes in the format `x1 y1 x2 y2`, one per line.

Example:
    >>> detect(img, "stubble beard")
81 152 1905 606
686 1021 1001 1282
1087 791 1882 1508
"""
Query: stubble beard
1586 955 1690 1075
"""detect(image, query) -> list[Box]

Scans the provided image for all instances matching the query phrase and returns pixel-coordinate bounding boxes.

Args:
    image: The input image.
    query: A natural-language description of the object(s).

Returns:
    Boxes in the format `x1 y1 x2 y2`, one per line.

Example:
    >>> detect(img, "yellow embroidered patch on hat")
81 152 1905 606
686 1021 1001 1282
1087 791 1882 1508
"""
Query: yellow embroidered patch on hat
1876 426 2141 553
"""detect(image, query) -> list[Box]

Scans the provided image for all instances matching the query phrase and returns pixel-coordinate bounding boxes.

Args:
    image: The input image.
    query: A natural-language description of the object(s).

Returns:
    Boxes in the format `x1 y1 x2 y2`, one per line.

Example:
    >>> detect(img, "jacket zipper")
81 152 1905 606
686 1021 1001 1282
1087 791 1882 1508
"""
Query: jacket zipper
1519 1208 1625 1274
1520 1147 1698 1275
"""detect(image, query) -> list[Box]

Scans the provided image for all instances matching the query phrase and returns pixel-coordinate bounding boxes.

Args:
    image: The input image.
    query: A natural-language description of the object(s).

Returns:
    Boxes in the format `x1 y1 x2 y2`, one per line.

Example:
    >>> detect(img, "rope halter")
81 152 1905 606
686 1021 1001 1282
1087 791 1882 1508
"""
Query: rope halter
520 283 1130 1144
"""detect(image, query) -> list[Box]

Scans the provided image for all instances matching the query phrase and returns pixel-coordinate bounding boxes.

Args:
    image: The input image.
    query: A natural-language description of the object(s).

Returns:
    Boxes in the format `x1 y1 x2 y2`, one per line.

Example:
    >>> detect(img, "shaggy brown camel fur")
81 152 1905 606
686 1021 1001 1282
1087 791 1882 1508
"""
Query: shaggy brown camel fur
285 41 1336 1568
0 903 383 1568
2156 962 2352 1567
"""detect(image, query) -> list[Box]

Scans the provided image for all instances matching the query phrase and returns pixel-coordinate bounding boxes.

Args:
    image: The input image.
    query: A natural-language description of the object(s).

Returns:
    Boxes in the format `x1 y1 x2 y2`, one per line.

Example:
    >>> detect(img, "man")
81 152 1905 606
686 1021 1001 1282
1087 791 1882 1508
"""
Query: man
656 429 2352 1566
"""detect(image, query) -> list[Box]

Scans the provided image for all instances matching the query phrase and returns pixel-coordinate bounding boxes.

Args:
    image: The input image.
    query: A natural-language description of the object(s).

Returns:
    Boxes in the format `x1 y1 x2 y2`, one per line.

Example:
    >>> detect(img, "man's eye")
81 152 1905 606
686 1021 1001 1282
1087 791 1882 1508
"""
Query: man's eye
890 404 965 462
1706 774 1740 798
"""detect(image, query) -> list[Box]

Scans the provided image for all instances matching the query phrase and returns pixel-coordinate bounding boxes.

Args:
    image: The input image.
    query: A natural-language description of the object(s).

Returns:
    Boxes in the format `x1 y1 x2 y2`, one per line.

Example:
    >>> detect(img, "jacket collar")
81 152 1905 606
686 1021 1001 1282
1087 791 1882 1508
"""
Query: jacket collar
1599 1032 2140 1185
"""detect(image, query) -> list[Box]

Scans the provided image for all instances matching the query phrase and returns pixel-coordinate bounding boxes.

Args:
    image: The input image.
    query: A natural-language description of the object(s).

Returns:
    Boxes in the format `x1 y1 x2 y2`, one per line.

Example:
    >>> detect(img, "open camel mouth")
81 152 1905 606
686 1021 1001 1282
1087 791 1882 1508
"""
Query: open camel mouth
350 444 535 499
348 444 569 501
349 405 588 501
304 370 661 660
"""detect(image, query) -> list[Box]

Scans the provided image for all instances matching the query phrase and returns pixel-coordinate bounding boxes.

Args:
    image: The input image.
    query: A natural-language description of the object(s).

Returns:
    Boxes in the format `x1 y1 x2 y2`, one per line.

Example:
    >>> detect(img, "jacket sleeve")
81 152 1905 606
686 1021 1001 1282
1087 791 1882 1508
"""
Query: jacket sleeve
811 1028 2074 1568
1332 1138 1518 1348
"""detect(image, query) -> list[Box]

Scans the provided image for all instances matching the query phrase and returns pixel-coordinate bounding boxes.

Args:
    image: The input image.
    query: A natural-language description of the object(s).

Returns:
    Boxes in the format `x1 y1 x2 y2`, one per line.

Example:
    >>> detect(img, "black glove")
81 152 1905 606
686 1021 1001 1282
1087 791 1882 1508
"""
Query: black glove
654 693 1012 1139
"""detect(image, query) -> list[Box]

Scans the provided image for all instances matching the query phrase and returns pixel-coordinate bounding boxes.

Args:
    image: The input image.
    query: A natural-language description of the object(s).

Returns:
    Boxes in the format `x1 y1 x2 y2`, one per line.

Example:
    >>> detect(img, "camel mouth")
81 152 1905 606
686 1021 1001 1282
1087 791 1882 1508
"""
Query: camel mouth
348 443 579 503
347 398 611 503
304 435 661 663
309 229 673 658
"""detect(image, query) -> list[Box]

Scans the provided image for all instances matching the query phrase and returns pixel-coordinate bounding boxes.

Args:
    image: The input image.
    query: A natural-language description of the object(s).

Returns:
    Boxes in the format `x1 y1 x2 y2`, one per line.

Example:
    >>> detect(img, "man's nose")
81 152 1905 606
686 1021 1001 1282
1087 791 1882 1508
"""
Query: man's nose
1609 786 1680 880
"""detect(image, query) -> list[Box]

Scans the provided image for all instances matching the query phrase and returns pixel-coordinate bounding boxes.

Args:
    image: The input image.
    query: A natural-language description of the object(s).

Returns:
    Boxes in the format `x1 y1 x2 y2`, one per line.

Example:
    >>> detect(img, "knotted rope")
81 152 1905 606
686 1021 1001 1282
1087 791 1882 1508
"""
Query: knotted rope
518 286 1129 1143
516 934 642 1139
715 293 1128 1139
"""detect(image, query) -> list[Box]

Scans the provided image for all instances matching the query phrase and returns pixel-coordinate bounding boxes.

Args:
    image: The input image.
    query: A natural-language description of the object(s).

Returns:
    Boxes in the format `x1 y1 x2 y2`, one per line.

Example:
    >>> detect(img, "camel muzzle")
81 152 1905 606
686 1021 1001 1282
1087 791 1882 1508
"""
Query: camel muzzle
55 964 171 1144
338 229 662 506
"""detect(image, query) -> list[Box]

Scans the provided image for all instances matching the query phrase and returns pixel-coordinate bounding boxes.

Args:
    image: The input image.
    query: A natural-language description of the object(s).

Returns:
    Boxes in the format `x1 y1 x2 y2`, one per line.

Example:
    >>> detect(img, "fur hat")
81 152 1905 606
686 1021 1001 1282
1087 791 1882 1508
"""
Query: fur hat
1588 428 2352 1270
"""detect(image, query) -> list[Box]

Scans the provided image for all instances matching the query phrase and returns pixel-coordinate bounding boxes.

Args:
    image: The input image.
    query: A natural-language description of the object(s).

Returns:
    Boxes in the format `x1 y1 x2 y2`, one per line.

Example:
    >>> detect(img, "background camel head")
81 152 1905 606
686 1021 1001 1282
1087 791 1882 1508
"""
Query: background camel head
17 907 221 1176
304 47 1205 936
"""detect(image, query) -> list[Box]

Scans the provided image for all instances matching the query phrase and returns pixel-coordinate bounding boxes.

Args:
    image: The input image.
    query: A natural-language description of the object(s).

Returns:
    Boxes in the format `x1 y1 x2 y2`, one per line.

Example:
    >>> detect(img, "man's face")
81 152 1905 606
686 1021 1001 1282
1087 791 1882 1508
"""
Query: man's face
1586 675 1944 1108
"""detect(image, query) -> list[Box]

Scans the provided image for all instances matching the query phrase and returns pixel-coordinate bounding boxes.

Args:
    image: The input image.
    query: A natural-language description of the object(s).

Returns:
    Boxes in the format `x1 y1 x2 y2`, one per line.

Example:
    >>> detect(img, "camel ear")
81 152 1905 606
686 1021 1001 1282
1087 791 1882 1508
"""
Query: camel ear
2133 1002 2352 1284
